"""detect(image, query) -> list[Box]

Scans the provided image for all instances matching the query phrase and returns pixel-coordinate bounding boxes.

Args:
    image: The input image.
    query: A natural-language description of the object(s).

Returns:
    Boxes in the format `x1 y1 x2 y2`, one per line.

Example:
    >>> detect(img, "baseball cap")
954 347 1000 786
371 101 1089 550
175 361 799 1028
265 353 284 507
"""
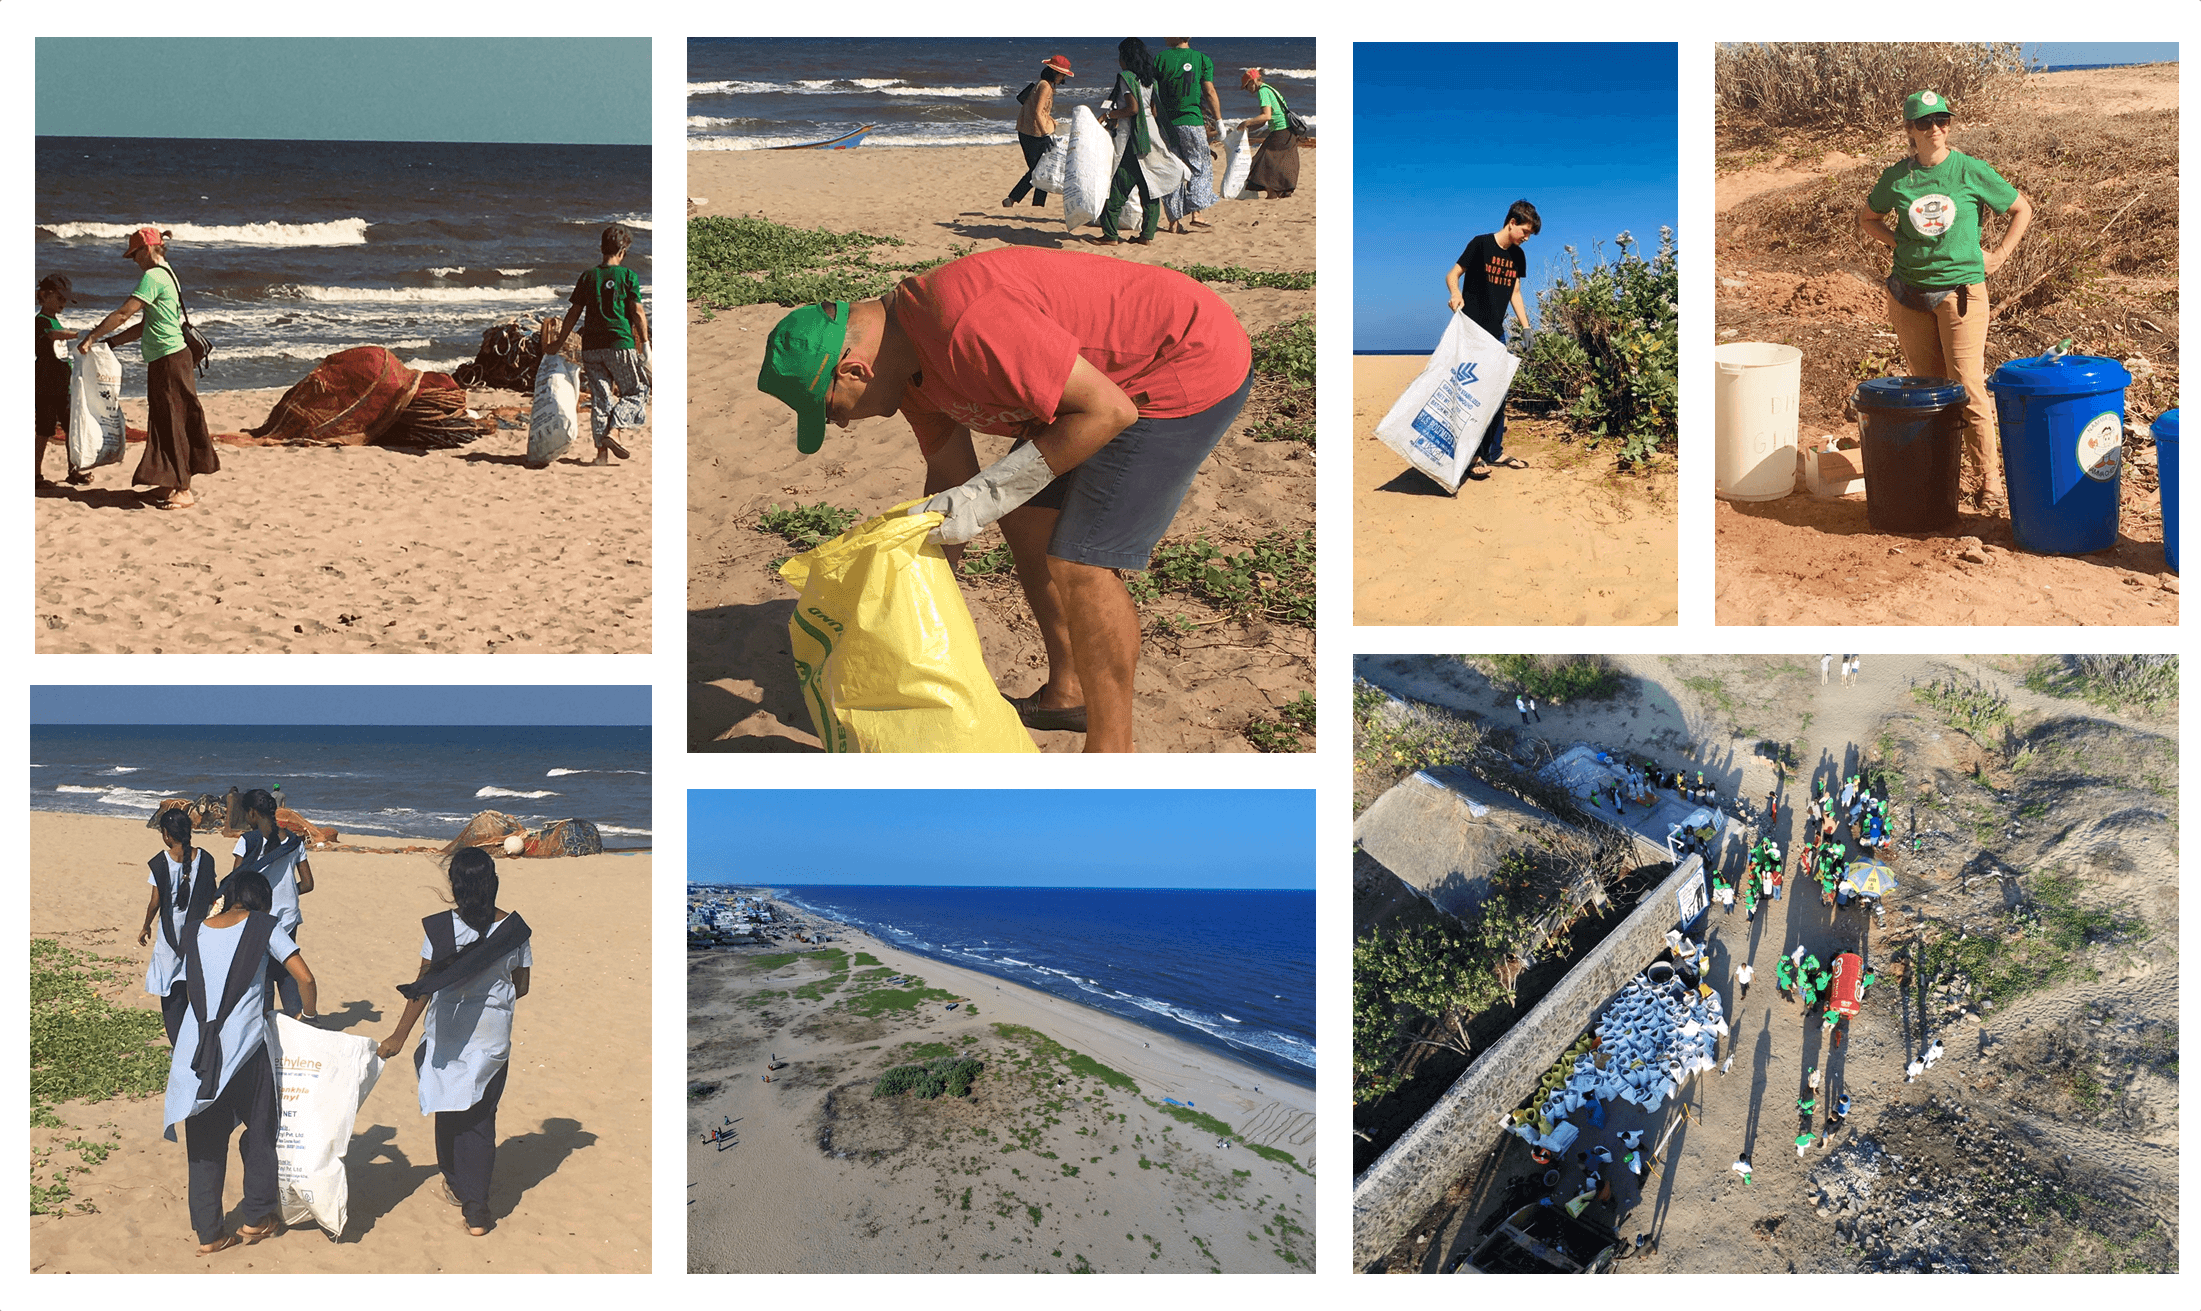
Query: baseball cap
1903 90 1952 121
124 225 166 256
37 274 75 302
757 301 850 454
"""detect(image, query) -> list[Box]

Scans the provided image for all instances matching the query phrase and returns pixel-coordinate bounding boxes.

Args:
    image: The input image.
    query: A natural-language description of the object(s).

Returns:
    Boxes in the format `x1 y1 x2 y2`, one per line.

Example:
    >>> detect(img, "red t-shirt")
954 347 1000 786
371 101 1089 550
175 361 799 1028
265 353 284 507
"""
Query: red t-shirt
892 248 1251 456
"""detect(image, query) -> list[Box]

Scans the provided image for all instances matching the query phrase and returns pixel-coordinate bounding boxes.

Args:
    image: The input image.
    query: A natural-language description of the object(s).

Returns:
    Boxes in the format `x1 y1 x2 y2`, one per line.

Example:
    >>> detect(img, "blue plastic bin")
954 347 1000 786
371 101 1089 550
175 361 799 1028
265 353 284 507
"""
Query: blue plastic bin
1989 353 2132 554
1853 376 1966 532
2156 408 2179 572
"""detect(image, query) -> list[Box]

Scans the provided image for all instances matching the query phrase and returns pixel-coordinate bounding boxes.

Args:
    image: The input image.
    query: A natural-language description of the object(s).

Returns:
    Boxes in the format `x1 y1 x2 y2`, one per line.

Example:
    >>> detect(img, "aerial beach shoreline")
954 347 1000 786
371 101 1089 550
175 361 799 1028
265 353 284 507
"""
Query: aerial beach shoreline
688 890 1315 1271
29 810 650 1273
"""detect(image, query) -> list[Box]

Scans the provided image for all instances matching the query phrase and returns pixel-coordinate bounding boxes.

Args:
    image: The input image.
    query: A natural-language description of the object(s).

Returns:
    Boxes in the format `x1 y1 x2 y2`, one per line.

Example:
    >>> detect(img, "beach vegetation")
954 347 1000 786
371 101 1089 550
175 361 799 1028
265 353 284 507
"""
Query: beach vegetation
756 501 862 568
2023 655 2178 716
956 541 1017 577
1244 692 1317 753
1164 263 1315 291
1914 676 2014 740
1472 654 1623 705
872 1055 984 1100
845 982 959 1016
1128 529 1315 629
1715 43 2028 143
747 952 800 971
1246 314 1315 446
689 214 967 311
851 952 883 967
1510 229 1678 469
30 939 169 1124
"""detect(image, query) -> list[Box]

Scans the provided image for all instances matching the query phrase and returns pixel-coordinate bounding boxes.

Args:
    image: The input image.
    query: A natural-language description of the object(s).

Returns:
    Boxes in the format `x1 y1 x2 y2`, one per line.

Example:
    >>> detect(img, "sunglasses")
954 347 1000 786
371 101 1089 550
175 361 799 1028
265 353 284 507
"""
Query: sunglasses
1913 115 1951 130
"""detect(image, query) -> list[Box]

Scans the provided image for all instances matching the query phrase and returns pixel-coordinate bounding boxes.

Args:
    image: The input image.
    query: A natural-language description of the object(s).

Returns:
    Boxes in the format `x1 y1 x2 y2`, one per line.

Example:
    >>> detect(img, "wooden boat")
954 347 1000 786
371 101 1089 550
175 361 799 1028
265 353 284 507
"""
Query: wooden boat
769 124 877 151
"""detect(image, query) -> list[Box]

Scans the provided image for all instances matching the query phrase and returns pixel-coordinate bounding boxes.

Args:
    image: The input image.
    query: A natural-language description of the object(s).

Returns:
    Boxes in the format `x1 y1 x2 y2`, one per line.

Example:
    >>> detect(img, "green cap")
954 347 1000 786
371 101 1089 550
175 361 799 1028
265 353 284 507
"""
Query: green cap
757 301 850 454
1904 90 1952 121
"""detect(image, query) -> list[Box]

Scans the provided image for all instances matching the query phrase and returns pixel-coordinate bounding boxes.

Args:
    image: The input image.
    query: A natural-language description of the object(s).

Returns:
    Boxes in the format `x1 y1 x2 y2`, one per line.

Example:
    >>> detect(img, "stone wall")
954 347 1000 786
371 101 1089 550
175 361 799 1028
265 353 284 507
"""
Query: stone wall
1351 854 1707 1270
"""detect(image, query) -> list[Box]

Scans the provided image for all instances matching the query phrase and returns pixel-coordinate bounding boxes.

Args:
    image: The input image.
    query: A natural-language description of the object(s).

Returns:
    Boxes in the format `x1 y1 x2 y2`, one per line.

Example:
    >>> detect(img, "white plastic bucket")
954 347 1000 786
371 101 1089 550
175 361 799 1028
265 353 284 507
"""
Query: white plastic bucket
1715 342 1803 502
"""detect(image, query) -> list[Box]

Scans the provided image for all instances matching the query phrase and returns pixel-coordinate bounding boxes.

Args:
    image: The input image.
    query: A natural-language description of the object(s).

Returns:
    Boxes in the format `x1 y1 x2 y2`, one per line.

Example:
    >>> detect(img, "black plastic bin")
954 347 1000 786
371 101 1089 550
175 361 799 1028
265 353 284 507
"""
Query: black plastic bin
1854 375 1967 533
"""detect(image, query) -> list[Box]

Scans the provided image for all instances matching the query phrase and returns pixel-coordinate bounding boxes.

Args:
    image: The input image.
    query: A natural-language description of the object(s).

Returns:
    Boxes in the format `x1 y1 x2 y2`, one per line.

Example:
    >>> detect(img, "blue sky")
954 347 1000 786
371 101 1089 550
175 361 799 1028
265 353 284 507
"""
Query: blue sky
2025 43 2178 68
30 686 651 725
37 39 649 144
689 791 1314 889
1355 42 1677 352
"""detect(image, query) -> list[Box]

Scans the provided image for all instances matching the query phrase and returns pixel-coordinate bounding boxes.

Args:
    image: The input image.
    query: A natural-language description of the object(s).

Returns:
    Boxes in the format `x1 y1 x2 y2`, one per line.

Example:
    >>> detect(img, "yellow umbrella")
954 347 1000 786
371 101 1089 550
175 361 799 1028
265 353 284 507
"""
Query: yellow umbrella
1845 856 1899 899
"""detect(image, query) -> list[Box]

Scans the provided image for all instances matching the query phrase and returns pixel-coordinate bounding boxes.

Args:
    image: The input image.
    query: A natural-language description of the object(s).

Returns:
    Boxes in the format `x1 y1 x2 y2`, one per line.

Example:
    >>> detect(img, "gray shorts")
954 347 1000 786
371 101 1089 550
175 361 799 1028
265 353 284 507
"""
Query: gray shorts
1020 367 1254 570
579 347 651 440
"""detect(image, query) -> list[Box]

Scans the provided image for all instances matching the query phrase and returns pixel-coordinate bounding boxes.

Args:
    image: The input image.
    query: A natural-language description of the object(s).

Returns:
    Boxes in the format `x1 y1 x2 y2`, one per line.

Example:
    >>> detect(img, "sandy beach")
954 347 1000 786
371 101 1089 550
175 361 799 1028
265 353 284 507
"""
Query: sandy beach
28 811 650 1273
688 143 1316 751
1354 356 1678 625
36 383 652 653
688 898 1315 1272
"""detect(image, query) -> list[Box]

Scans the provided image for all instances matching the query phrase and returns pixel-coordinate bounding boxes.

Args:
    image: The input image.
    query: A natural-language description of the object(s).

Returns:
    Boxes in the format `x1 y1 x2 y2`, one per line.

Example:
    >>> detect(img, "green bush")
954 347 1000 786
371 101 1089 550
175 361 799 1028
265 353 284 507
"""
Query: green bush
1475 654 1623 704
873 1055 982 1099
30 939 170 1122
1511 229 1678 467
1914 676 2012 739
2024 655 2179 715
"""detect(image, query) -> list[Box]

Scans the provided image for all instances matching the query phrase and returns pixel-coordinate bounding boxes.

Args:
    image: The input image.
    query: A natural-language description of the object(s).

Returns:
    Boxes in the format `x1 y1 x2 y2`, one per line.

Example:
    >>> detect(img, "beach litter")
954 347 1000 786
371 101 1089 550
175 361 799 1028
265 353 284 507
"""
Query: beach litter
1372 311 1519 493
247 346 488 448
1507 963 1727 1151
65 334 126 474
527 346 583 468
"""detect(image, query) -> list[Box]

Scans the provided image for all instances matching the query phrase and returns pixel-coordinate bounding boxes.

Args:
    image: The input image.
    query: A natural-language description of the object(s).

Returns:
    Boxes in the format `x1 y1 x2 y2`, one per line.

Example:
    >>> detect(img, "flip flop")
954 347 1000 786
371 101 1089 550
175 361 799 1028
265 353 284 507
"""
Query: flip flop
1007 691 1088 734
197 1233 244 1255
157 492 197 510
1494 456 1529 470
1082 236 1122 246
238 1219 277 1245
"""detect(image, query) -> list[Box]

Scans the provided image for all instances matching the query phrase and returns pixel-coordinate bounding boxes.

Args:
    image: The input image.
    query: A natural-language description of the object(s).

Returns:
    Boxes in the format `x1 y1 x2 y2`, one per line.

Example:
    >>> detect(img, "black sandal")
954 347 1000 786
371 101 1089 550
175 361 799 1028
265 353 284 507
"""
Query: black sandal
1007 691 1088 734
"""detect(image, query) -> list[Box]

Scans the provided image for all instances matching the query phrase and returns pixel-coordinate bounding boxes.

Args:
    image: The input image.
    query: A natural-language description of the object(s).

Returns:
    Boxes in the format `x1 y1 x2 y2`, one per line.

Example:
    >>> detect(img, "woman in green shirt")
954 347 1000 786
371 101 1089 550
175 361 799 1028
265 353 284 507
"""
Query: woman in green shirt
1855 90 2033 513
1239 68 1298 200
80 227 218 509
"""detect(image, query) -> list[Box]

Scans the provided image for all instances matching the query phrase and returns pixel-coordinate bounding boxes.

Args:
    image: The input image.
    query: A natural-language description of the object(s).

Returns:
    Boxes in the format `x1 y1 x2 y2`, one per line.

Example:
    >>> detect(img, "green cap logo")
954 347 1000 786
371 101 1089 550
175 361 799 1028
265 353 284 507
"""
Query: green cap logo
757 301 850 454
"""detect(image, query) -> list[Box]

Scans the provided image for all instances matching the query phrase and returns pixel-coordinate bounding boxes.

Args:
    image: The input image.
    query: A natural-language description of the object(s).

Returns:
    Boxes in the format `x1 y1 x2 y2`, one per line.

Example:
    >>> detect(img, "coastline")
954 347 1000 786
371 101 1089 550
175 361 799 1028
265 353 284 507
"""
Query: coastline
29 812 651 1273
27 802 653 853
761 885 1314 1089
688 895 1315 1272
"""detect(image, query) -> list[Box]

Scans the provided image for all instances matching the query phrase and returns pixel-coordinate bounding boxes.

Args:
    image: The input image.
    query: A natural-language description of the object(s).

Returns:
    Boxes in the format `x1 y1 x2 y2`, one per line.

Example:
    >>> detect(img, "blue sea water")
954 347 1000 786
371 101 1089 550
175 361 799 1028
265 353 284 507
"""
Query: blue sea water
740 884 1313 1086
35 136 651 395
31 723 650 845
689 37 1315 151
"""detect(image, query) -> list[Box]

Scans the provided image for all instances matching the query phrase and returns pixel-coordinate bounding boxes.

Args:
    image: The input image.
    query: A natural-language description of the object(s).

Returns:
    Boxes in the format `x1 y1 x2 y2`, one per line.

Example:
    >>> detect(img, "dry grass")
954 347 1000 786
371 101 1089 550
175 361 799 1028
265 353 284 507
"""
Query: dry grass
1715 42 2030 143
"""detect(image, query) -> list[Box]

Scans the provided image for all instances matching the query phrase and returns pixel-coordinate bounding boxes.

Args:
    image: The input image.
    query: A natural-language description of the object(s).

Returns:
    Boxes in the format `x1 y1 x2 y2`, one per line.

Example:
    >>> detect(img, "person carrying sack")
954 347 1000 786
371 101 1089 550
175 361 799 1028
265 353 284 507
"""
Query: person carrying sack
1089 38 1175 245
378 848 534 1236
139 806 219 1044
160 870 319 1256
77 226 217 509
231 788 313 1017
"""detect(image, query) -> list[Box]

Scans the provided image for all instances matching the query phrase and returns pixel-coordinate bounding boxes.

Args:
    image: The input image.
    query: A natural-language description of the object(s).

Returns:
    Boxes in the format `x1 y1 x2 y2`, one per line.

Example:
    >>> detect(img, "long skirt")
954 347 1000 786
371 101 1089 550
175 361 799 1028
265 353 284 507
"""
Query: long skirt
134 348 218 491
1245 128 1299 198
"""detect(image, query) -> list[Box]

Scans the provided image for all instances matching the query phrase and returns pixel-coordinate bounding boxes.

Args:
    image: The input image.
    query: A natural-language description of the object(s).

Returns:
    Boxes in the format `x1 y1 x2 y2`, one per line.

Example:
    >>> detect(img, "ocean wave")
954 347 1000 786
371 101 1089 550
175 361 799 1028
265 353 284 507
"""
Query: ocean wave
54 784 170 810
690 78 1006 99
102 766 141 773
428 266 464 278
39 217 372 247
544 768 650 777
1267 69 1318 79
496 268 535 277
596 825 652 837
222 339 438 361
1116 992 1315 1069
592 214 653 231
405 357 475 374
266 284 571 304
475 786 559 799
690 131 1017 151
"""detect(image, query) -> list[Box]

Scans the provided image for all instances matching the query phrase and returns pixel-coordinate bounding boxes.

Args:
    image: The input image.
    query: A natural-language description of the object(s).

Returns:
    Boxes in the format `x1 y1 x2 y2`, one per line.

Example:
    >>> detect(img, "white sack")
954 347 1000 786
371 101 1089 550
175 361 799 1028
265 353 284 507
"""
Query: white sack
1215 127 1254 200
267 1015 385 1237
1027 130 1070 199
1372 311 1520 493
527 354 582 468
66 334 126 474
1059 106 1113 231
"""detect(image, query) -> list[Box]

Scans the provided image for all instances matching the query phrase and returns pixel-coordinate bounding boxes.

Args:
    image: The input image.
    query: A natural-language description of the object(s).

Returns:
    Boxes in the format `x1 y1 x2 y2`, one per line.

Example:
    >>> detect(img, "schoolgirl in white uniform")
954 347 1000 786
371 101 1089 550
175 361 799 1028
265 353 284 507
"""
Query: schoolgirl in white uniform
138 807 218 1044
229 787 313 1015
161 869 319 1255
379 846 533 1236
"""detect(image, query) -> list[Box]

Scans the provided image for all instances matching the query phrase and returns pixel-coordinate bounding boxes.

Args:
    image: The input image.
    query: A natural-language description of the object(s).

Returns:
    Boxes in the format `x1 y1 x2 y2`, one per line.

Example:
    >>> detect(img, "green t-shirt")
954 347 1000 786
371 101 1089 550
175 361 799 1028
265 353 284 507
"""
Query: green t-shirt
1157 47 1215 126
571 264 643 351
131 265 187 364
1257 84 1287 132
36 312 68 368
1866 149 2019 288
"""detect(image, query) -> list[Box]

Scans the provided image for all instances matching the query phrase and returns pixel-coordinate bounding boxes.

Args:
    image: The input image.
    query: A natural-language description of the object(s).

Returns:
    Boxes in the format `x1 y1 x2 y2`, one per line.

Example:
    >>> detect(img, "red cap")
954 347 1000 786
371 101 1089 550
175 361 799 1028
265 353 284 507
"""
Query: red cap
124 226 165 257
1042 55 1074 77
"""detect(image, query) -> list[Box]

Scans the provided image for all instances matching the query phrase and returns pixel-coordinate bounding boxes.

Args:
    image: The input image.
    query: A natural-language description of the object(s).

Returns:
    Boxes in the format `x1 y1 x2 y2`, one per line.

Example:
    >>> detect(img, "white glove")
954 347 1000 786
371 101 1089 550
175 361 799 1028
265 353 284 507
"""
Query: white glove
917 443 1058 545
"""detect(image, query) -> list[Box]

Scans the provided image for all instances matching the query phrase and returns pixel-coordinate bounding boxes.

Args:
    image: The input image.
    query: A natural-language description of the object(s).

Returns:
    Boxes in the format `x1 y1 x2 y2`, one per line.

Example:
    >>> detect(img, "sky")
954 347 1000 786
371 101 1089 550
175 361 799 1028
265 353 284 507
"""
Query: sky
1355 42 1677 352
689 791 1314 889
2025 43 2178 68
30 686 651 725
36 39 649 144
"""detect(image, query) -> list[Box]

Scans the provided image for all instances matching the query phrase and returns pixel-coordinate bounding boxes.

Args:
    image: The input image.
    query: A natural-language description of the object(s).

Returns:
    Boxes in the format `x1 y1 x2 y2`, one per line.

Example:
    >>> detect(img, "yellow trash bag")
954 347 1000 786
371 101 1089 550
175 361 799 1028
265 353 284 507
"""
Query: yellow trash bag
778 502 1038 753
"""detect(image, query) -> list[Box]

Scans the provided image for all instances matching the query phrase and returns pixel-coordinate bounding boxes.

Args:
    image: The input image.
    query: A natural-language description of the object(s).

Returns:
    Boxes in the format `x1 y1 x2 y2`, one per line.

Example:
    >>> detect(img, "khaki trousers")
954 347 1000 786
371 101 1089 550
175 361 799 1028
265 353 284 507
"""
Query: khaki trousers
1883 283 1998 498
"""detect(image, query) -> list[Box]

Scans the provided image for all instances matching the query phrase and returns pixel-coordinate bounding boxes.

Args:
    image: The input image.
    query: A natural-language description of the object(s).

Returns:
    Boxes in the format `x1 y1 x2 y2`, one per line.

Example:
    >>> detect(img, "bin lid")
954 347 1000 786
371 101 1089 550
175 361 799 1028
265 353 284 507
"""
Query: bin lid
1853 375 1965 410
1989 352 2132 397
2154 408 2179 444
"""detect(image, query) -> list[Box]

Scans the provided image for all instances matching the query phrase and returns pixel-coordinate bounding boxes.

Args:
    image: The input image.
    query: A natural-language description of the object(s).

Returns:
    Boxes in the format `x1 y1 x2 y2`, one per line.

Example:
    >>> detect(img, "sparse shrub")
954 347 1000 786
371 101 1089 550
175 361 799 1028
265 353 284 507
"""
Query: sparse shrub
1714 42 2029 140
1474 654 1624 705
1510 229 1677 467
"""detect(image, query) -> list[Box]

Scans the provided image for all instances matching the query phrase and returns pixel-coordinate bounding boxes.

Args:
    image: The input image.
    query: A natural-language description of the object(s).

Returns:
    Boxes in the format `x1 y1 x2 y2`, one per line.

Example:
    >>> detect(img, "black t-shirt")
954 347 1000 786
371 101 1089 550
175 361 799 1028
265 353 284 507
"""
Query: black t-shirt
1454 232 1527 340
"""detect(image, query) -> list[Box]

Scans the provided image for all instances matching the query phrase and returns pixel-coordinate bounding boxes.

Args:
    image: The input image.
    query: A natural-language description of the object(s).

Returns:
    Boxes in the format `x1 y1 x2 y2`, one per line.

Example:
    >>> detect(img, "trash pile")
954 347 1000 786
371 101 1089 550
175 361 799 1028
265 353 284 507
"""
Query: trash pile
1506 962 1728 1153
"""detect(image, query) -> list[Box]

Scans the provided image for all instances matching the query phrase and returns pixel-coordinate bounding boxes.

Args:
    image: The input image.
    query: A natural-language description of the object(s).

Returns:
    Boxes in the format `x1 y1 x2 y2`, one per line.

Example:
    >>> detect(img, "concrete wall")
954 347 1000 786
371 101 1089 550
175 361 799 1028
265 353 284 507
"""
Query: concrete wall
1354 767 1584 923
1351 854 1707 1270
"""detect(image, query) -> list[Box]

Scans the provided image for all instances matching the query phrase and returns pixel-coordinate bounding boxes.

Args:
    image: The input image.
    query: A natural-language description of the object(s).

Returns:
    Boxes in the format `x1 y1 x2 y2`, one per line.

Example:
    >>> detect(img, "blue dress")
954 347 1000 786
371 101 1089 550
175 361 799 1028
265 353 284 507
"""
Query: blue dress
161 919 299 1136
414 912 533 1114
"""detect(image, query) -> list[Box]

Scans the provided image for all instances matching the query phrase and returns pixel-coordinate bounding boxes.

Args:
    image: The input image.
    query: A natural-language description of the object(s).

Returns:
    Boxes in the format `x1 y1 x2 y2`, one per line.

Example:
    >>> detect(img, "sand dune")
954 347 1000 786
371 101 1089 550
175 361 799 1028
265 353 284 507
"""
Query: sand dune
29 812 650 1273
